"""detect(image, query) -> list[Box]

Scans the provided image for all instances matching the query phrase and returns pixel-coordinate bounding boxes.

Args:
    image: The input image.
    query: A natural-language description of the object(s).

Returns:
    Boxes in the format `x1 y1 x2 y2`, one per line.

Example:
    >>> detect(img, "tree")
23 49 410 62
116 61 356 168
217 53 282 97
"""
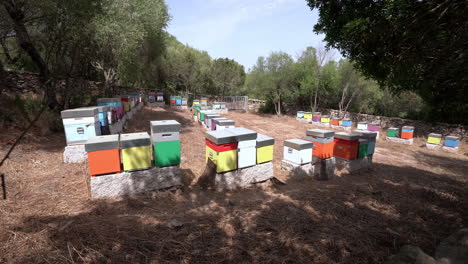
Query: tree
263 52 296 115
210 58 245 96
307 0 468 124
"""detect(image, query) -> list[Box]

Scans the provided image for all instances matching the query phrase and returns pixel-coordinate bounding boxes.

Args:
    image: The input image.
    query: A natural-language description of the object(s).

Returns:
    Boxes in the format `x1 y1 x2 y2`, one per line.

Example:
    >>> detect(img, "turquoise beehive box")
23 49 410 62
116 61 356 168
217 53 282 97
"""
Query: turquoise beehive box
61 107 101 145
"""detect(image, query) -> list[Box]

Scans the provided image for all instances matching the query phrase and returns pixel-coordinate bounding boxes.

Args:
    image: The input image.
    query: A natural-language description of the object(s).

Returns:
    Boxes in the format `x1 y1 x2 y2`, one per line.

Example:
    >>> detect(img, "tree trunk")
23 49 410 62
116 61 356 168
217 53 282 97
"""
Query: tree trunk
3 1 58 109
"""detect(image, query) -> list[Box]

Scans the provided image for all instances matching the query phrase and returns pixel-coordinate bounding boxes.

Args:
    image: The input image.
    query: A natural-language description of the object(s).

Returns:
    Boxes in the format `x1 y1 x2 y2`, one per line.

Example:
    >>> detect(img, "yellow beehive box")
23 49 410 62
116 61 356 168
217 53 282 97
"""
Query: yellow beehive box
303 112 312 119
256 133 274 164
120 133 152 171
205 146 237 173
427 133 442 145
321 116 330 123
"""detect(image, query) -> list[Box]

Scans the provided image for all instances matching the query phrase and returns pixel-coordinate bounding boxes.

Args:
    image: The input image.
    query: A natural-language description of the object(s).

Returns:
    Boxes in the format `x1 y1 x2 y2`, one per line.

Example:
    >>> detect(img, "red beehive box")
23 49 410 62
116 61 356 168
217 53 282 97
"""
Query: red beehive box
333 133 359 160
205 139 238 152
85 135 121 176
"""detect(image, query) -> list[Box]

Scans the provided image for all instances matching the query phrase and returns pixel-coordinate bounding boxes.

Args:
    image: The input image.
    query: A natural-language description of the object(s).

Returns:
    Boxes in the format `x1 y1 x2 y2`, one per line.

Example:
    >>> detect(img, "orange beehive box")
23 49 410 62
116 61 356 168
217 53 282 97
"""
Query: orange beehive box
85 135 121 176
331 119 340 126
306 129 335 159
333 133 359 160
401 126 414 139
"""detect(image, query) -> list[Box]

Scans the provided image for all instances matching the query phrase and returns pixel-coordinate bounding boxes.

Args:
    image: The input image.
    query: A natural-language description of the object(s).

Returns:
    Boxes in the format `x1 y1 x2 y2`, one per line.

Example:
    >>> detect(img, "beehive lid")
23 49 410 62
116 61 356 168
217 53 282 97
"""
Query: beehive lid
284 139 313 150
61 107 99 118
370 122 380 126
403 126 414 130
313 112 321 115
428 133 442 138
342 119 351 122
306 129 334 138
120 133 151 149
297 111 304 113
256 133 275 147
359 138 369 144
150 120 181 133
111 98 121 103
322 115 330 118
445 136 459 141
388 127 399 131
332 117 342 120
358 122 368 124
212 117 227 122
304 112 312 114
85 135 119 152
225 127 257 141
335 132 359 141
352 130 378 138
205 130 237 145
214 119 235 126
193 99 200 102
205 114 220 119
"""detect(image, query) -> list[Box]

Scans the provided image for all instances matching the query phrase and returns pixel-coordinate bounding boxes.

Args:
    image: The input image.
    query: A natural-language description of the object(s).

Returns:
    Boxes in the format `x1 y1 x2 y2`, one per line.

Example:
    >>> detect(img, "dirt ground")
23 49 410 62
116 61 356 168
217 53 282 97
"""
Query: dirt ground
0 106 467 263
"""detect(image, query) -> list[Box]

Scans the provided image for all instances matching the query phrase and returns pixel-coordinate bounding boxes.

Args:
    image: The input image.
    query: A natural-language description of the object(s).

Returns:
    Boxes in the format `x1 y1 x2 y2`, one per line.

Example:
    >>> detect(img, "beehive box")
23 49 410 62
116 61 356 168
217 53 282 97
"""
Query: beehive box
444 136 460 148
85 135 121 176
401 126 414 139
205 130 238 173
214 119 235 130
226 127 258 169
306 129 334 159
352 130 377 155
304 112 312 120
358 138 369 158
205 114 221 129
427 133 442 145
211 118 227 131
61 107 101 145
357 122 368 130
256 133 274 164
120 133 152 171
333 132 359 160
342 119 352 127
312 112 321 122
150 120 181 167
297 111 304 118
283 139 313 165
387 128 399 138
321 115 330 123
367 123 380 132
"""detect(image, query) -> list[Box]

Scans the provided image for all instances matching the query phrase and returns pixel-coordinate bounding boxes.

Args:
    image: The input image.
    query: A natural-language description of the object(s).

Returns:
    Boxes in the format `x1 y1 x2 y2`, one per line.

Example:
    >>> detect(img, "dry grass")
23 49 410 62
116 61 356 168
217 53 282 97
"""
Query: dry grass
0 107 467 263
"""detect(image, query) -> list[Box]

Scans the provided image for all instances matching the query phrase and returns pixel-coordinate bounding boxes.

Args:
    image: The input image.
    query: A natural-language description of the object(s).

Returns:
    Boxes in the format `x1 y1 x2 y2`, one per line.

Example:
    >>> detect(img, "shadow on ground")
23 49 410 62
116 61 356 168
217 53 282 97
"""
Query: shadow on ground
8 159 467 263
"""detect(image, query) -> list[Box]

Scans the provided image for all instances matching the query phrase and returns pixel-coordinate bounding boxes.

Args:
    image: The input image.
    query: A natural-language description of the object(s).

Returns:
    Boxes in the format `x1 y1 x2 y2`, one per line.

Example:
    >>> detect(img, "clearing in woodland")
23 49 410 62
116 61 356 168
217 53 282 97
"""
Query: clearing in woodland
0 106 467 263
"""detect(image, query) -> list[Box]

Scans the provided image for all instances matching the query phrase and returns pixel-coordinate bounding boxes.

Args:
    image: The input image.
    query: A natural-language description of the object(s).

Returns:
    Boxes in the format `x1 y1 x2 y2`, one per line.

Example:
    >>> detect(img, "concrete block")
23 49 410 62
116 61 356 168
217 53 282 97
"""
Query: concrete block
314 157 336 180
426 143 441 150
90 166 182 198
442 146 459 152
335 155 373 172
312 121 321 126
385 137 414 145
193 116 198 122
63 145 87 163
281 159 315 178
214 162 274 190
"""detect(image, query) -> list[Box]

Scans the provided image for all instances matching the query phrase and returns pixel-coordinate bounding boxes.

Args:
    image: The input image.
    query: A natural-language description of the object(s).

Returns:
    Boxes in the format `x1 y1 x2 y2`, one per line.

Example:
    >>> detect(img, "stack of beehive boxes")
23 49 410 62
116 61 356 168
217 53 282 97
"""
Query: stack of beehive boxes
282 139 314 168
213 119 235 130
386 126 414 145
120 133 152 171
204 113 221 130
306 129 334 159
443 136 460 152
61 107 101 145
312 112 321 125
319 115 330 127
150 120 181 167
205 128 274 174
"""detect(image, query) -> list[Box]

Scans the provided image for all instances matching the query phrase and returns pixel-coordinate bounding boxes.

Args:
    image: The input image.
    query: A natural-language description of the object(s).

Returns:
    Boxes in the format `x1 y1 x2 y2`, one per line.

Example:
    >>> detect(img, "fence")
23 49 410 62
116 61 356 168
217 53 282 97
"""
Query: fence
190 94 248 110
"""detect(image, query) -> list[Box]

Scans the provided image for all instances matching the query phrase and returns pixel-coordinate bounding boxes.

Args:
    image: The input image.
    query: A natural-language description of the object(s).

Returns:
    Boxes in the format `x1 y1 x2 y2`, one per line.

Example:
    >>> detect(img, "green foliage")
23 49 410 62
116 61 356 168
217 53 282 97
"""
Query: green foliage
306 0 467 124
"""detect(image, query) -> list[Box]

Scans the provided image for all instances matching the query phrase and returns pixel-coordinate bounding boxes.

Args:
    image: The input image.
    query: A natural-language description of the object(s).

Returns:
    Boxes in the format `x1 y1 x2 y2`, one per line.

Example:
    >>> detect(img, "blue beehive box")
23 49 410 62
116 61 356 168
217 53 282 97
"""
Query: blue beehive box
444 136 460 148
176 96 182 106
61 107 101 145
342 119 352 127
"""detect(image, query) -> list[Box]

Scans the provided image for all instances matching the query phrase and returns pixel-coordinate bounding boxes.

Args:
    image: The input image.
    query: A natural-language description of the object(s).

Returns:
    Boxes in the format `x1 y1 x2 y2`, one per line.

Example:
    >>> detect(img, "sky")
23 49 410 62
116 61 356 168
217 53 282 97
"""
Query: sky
166 0 339 71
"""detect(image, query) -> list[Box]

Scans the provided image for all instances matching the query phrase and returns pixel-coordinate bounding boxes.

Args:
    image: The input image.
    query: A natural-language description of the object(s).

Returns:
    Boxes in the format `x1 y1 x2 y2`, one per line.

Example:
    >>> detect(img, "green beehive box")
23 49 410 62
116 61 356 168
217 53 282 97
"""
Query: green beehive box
200 111 206 121
387 128 399 138
358 139 369 158
194 106 201 116
153 140 181 167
